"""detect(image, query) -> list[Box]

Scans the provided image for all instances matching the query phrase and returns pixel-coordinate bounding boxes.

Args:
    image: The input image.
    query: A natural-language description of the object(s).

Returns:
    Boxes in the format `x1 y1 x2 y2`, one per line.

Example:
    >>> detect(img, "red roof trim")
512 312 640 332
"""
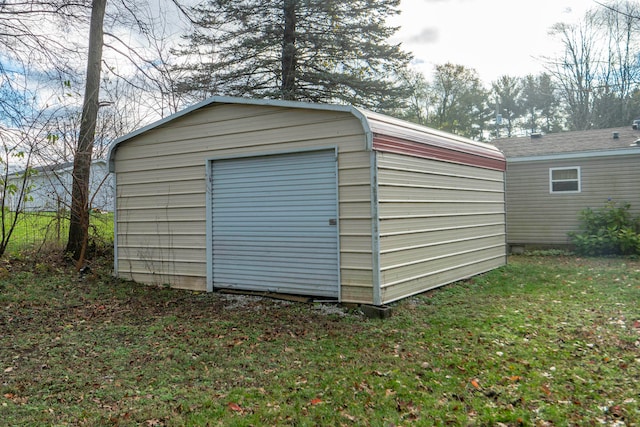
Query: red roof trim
372 134 506 171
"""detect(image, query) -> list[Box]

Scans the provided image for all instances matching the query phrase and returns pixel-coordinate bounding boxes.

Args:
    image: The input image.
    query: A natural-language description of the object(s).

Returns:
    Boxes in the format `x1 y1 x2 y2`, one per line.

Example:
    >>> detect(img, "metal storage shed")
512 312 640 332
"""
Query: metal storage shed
108 96 506 306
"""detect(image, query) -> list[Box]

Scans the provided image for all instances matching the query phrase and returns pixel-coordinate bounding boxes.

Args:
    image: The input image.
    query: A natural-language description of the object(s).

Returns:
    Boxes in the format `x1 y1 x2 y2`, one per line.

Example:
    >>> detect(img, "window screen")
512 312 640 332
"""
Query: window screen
550 167 580 193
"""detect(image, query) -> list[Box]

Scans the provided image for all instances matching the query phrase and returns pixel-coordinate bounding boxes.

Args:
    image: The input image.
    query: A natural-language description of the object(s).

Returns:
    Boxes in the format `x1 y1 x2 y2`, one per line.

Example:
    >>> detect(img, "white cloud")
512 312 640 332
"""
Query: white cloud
407 27 439 44
394 0 594 82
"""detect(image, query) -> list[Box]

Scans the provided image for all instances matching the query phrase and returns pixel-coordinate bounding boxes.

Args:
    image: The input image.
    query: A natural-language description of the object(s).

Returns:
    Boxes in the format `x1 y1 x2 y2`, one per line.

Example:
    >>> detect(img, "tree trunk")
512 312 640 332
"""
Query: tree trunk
66 0 106 263
281 0 296 100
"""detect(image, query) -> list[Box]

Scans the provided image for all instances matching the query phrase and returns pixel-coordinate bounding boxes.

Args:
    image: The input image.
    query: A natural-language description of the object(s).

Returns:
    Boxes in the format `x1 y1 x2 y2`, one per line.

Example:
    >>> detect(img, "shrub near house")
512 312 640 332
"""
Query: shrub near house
569 200 640 256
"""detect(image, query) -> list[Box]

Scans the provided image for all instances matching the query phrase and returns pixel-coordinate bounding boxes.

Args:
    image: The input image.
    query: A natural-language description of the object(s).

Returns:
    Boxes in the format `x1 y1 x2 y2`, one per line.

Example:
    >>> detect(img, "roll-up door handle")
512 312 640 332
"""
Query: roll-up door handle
328 219 337 226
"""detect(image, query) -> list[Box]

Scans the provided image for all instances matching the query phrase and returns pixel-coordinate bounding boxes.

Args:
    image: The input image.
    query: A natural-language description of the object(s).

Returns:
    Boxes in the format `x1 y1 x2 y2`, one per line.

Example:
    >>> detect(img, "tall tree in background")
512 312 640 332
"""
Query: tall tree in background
546 13 600 131
0 1 83 83
520 73 561 134
592 0 640 127
491 75 523 138
175 0 412 111
536 73 562 133
520 75 539 134
398 69 431 125
428 63 487 137
66 0 107 262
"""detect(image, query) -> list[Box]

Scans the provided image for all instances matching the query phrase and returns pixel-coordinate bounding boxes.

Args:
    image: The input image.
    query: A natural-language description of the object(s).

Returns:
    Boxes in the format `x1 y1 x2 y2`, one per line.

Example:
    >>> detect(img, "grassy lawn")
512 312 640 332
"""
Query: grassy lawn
2 211 113 253
1 255 639 426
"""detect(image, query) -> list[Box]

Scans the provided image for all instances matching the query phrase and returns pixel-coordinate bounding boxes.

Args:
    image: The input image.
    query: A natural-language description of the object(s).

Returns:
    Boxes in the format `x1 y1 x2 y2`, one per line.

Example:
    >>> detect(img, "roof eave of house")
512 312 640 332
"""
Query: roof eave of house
12 159 107 177
507 146 640 162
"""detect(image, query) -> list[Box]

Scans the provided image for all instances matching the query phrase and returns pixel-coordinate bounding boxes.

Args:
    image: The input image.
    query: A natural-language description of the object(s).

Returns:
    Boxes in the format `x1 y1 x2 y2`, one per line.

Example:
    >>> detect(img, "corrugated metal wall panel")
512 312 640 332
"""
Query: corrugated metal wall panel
116 233 206 248
381 224 506 251
376 152 506 304
381 247 505 289
379 213 505 234
504 155 640 245
124 272 206 291
119 246 206 263
115 167 205 186
378 167 505 192
115 220 203 234
379 186 504 202
380 238 505 283
340 281 374 302
116 123 364 166
119 107 360 150
117 206 205 220
380 256 504 303
117 179 204 197
379 202 505 218
378 154 503 180
211 150 340 298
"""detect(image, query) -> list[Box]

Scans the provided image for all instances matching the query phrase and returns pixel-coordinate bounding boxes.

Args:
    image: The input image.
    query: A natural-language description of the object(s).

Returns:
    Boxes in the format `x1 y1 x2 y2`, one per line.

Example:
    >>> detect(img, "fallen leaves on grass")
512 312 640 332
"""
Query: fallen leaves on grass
227 402 243 413
340 410 358 422
396 399 420 420
3 393 28 404
2 255 640 425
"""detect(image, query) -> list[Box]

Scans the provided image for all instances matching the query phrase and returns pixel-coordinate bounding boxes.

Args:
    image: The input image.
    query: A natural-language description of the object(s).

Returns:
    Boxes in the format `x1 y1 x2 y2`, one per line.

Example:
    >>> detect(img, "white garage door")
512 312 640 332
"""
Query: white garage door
210 150 340 298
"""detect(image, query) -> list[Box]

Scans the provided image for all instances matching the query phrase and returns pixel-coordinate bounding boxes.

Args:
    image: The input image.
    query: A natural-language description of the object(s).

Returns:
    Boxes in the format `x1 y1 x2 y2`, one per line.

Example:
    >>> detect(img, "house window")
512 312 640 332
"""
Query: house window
550 167 581 193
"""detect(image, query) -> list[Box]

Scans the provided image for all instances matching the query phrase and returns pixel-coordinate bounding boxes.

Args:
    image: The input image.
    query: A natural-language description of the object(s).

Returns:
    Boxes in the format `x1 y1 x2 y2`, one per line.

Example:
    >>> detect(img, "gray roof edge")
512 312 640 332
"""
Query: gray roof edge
107 96 373 172
12 158 107 177
507 146 640 162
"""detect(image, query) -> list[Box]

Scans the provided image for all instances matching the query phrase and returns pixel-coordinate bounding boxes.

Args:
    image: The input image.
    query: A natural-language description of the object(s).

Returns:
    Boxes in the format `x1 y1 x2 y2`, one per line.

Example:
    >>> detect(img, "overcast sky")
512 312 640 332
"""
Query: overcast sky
393 0 598 83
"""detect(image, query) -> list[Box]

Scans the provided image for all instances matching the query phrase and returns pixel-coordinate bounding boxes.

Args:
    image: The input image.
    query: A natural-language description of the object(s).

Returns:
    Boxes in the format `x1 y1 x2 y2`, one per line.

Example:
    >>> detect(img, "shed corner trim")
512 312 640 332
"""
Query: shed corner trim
349 106 374 151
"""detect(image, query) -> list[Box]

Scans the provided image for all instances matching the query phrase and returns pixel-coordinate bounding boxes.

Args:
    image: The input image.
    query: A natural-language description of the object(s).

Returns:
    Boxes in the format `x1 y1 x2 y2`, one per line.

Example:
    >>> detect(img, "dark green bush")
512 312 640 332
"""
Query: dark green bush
569 200 640 256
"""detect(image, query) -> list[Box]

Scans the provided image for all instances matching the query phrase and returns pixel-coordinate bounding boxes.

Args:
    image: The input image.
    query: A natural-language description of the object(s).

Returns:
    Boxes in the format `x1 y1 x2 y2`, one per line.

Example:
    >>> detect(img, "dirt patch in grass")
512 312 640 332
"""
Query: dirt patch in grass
2 255 640 426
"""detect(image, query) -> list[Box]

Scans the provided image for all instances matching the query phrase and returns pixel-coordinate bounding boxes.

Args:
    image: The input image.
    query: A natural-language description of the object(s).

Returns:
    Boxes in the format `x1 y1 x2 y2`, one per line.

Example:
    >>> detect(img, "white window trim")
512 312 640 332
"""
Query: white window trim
549 166 581 194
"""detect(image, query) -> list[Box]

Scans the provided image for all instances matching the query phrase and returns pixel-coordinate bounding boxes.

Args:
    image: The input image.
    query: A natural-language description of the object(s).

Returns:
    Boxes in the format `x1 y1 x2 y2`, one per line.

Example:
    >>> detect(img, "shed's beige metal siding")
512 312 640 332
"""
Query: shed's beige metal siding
376 152 506 303
505 154 640 245
113 104 374 302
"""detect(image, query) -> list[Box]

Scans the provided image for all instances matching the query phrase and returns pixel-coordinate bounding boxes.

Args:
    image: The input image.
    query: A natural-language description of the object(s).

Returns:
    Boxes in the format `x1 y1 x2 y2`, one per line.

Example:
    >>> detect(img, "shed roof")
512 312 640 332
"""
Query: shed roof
491 126 640 159
108 96 504 171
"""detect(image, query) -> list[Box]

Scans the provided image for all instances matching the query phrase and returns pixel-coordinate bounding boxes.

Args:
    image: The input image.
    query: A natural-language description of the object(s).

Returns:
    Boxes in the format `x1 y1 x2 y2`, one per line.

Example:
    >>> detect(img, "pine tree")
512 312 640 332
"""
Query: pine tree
521 73 560 134
491 75 523 138
174 0 412 112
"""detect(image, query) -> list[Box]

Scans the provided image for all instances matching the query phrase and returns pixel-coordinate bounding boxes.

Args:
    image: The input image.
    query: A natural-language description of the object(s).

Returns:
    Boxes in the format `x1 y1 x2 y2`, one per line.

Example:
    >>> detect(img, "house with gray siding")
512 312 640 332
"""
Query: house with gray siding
491 127 640 250
108 96 507 306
